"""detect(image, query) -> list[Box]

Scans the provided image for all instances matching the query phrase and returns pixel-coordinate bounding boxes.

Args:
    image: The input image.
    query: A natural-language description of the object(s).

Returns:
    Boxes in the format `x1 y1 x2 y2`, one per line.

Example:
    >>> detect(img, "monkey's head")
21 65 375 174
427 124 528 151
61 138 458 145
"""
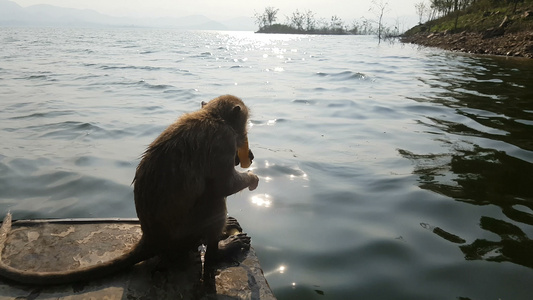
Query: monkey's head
202 95 254 168
201 95 248 135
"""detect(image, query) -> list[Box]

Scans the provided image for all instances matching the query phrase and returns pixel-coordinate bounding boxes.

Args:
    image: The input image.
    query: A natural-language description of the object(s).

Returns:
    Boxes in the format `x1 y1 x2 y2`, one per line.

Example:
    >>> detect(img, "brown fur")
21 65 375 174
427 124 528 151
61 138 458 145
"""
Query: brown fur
0 95 259 285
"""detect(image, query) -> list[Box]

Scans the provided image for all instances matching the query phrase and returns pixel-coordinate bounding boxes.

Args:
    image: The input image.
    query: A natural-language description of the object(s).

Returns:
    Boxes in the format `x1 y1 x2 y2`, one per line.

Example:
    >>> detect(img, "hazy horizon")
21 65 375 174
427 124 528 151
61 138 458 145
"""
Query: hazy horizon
9 0 420 29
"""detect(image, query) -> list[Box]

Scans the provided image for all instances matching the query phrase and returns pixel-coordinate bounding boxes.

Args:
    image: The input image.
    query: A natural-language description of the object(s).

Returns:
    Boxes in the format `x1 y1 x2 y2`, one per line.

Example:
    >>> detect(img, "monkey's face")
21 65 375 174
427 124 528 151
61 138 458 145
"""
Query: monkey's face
234 149 254 167
201 96 253 168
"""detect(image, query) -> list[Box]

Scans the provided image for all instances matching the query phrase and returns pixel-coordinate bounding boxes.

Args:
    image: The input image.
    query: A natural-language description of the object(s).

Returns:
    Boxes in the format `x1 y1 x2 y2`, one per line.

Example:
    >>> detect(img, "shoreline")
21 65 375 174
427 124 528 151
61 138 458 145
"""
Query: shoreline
401 31 533 58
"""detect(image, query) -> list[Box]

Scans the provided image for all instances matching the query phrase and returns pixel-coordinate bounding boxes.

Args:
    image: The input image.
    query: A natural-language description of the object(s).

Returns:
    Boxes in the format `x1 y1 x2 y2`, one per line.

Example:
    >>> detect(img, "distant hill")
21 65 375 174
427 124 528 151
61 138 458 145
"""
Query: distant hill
0 0 255 30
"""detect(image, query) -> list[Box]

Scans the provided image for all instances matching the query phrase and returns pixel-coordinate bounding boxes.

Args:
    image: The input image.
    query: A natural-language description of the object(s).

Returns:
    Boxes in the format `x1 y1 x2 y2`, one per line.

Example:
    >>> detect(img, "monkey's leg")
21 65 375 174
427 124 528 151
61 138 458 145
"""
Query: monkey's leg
219 217 250 260
217 233 250 260
201 228 251 294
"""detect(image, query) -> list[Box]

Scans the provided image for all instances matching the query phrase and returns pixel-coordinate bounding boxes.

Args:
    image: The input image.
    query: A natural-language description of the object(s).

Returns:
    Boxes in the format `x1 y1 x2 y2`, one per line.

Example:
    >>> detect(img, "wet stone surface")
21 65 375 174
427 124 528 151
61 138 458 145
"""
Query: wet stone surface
0 218 275 300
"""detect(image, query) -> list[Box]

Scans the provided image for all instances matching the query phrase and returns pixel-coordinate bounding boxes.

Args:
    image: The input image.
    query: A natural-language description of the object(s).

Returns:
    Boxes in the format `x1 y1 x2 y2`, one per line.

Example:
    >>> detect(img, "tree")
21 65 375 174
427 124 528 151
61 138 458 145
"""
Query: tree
415 1 427 24
453 0 460 31
509 0 524 13
253 10 267 29
316 17 329 32
264 6 279 26
330 15 345 33
430 0 454 16
254 6 279 29
359 17 374 35
290 9 306 31
304 10 316 32
349 20 360 34
370 0 389 44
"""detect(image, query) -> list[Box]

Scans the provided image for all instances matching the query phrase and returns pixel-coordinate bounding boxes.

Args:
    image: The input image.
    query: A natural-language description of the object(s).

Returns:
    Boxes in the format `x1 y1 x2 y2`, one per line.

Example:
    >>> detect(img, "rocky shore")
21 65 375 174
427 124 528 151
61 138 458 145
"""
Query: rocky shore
401 30 533 58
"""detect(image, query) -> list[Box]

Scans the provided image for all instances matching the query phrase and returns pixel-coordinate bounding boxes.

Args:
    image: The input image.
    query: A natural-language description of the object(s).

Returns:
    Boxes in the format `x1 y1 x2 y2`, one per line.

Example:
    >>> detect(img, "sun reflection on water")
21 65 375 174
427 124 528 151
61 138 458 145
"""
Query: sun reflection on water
250 193 272 208
264 264 287 277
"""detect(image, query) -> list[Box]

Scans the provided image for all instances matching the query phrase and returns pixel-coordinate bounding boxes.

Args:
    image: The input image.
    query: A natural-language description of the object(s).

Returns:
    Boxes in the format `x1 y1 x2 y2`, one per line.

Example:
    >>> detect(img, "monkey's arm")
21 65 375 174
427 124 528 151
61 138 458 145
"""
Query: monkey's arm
215 163 258 196
209 144 258 197
231 169 258 193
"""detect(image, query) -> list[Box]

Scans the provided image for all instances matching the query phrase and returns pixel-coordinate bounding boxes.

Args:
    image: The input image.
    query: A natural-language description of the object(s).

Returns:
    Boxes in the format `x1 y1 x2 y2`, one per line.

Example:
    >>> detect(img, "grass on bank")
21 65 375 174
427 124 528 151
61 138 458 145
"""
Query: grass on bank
404 1 533 35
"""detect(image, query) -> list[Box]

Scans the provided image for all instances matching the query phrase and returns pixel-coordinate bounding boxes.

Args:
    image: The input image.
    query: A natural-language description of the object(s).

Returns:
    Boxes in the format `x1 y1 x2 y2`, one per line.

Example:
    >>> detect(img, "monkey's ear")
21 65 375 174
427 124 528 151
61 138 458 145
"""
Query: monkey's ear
201 101 207 108
232 105 241 116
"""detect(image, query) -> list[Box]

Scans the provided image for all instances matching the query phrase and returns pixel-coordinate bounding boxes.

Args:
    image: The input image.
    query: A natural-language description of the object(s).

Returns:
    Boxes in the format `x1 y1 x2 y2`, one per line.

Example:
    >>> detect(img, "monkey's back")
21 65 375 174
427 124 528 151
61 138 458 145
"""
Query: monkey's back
133 110 232 251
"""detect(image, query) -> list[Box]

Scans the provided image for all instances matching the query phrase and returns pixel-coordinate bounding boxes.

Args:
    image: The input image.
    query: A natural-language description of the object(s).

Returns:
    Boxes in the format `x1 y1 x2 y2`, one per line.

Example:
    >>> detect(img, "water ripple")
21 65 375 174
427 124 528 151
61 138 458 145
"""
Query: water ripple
315 70 369 81
1 28 533 300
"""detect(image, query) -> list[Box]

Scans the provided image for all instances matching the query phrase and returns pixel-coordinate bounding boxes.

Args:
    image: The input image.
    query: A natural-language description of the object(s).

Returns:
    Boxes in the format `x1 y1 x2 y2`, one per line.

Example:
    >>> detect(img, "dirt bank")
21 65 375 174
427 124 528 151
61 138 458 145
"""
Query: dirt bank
401 30 533 58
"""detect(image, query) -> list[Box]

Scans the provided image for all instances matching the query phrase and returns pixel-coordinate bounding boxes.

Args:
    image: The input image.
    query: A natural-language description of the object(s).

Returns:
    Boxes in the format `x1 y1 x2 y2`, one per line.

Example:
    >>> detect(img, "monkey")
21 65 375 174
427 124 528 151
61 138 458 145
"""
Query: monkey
0 95 259 286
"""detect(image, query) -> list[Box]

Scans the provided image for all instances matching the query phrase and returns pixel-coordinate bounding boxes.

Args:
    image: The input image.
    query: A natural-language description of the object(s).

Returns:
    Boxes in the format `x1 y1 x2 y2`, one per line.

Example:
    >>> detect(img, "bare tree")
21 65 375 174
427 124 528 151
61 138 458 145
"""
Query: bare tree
370 0 389 44
304 10 316 32
350 20 360 34
264 6 279 26
425 3 439 32
330 15 345 33
453 0 460 31
254 6 280 31
253 11 267 29
359 17 374 35
415 1 427 24
317 17 329 32
290 10 305 31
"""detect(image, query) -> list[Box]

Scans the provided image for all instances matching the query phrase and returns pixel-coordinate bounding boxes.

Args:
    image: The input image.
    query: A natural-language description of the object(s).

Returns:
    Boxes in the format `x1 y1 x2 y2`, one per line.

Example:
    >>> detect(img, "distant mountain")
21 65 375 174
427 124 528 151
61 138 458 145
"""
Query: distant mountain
0 0 255 30
0 0 27 23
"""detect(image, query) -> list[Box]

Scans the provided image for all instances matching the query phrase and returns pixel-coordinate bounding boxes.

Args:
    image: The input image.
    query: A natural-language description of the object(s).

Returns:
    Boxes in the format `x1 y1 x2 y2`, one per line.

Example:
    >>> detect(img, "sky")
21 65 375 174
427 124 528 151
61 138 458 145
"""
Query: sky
10 0 421 28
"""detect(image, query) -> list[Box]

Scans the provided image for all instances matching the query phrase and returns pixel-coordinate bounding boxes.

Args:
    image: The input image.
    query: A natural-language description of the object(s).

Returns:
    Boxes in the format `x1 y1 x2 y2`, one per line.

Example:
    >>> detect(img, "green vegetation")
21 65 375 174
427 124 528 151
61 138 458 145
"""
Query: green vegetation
402 0 533 58
405 0 533 35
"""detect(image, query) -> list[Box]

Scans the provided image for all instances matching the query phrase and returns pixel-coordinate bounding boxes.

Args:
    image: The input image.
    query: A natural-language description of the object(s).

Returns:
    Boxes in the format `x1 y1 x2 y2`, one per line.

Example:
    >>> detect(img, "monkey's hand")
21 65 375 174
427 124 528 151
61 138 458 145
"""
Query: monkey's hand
248 172 259 191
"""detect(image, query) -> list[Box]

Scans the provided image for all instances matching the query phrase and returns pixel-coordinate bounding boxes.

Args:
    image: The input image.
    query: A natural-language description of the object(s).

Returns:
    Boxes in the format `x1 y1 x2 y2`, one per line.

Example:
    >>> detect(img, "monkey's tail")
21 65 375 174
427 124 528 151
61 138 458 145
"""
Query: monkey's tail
0 213 151 286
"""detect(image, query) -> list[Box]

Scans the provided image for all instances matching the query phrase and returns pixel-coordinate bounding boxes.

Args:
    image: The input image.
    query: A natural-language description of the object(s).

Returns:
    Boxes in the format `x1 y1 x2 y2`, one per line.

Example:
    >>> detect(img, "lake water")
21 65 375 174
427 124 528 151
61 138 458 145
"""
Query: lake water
1 27 533 299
